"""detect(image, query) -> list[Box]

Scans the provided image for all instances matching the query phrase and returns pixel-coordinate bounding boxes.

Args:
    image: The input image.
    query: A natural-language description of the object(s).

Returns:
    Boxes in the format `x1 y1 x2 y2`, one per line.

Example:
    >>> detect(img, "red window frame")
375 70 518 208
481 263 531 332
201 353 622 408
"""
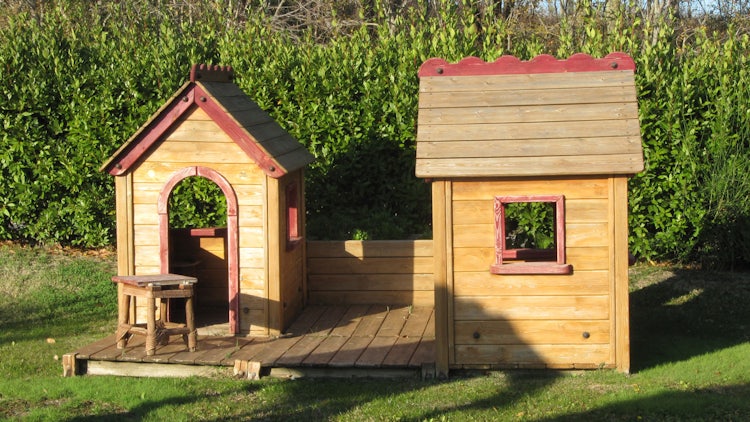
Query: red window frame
286 182 302 250
490 195 573 275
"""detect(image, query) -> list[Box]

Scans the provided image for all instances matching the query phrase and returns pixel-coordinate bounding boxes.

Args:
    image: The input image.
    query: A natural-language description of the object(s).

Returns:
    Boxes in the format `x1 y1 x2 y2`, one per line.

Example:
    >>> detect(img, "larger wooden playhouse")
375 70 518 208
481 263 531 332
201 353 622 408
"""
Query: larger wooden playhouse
65 54 643 377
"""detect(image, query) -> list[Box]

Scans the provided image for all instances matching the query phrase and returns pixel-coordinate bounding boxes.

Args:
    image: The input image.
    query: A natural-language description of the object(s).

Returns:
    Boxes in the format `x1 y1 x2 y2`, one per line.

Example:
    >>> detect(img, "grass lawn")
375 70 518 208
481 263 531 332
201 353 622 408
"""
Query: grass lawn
0 242 748 421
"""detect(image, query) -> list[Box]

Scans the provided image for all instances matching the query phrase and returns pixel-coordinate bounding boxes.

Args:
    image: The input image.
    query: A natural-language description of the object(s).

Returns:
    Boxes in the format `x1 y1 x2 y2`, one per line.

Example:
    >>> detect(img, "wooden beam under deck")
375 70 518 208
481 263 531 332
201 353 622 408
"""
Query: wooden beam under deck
64 306 435 379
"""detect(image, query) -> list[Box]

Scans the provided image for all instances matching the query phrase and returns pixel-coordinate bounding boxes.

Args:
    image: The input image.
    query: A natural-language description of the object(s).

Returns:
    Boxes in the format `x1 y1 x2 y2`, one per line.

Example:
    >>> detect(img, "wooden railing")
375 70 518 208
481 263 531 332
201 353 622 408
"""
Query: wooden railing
306 240 434 306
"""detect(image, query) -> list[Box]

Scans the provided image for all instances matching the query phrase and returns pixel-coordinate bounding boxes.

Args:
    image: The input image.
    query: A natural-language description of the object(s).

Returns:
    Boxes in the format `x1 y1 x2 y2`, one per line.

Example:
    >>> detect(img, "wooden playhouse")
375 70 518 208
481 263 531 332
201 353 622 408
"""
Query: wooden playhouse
100 64 314 338
416 53 644 374
69 54 644 377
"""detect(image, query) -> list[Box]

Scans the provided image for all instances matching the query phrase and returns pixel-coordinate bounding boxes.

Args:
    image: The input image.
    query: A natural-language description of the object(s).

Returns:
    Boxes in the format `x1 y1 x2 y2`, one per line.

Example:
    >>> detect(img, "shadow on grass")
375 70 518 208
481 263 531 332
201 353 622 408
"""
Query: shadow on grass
61 267 750 420
60 383 264 422
182 372 558 421
541 382 750 421
629 267 750 372
6 254 748 420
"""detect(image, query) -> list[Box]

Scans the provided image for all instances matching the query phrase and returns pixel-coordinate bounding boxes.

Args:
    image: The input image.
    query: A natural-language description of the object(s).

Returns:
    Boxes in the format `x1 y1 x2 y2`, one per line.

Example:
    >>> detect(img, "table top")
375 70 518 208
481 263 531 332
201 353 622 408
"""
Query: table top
111 273 197 287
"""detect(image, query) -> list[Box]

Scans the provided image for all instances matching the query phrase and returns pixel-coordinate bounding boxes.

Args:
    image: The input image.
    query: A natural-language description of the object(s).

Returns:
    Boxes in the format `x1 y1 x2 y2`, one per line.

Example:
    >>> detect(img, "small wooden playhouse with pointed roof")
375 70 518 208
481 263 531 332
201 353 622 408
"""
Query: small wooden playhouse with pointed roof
101 65 314 337
416 53 644 374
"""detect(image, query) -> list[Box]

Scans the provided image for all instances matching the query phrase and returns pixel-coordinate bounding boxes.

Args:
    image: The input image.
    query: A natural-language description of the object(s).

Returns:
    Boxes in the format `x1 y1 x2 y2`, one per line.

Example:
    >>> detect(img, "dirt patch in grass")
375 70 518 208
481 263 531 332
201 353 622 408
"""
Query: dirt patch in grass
0 397 31 419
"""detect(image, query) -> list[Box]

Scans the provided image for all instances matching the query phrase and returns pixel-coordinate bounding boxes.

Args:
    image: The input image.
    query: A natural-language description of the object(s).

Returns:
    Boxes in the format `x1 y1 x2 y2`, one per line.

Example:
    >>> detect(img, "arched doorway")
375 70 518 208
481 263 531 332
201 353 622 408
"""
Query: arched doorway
158 166 240 334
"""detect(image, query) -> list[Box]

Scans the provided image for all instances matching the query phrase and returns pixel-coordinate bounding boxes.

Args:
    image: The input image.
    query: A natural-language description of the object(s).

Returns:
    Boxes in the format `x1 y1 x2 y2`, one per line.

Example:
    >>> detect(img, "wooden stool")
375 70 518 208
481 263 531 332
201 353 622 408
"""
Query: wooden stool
112 274 198 356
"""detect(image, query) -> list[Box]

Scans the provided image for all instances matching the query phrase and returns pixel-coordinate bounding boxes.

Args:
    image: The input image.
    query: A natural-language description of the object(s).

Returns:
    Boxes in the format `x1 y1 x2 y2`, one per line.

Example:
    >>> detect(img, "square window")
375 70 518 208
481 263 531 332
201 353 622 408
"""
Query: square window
490 195 572 275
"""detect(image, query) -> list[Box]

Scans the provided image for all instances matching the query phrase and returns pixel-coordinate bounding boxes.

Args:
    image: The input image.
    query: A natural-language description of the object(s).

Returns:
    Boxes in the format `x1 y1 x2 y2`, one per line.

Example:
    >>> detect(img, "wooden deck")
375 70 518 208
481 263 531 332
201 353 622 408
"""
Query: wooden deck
64 305 435 379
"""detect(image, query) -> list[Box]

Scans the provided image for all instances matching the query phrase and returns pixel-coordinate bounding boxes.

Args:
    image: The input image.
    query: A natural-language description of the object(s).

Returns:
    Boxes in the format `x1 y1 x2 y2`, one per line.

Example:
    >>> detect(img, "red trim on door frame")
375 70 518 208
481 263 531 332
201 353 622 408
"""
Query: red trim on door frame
157 166 241 334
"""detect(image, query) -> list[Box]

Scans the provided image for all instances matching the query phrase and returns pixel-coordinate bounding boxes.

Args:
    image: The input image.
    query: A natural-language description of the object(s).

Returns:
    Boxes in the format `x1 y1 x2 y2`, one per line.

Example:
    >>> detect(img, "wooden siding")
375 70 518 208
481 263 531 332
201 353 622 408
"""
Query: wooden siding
267 171 307 335
416 69 644 178
170 231 228 307
129 106 268 335
307 240 434 307
449 177 619 369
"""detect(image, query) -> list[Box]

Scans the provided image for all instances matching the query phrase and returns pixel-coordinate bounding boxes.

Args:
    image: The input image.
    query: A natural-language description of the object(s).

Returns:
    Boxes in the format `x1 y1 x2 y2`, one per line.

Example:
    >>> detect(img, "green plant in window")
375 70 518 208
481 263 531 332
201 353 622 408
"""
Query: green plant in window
168 177 227 229
504 202 555 250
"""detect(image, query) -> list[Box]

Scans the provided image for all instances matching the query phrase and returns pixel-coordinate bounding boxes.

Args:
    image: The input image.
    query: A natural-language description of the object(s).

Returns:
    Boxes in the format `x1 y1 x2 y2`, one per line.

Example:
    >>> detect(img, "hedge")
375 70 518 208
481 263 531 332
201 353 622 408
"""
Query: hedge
0 1 748 268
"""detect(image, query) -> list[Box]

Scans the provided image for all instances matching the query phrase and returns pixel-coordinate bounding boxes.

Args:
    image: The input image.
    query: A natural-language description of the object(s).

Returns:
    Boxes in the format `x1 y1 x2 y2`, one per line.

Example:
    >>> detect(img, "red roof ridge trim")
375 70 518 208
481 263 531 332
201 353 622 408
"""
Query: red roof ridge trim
190 64 234 83
418 52 635 77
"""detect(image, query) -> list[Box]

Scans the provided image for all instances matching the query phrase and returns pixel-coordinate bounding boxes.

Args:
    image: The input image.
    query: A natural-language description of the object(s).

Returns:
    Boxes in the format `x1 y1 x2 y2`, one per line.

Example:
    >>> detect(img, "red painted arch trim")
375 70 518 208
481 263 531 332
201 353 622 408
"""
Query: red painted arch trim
157 166 240 334
157 167 198 215
418 52 635 77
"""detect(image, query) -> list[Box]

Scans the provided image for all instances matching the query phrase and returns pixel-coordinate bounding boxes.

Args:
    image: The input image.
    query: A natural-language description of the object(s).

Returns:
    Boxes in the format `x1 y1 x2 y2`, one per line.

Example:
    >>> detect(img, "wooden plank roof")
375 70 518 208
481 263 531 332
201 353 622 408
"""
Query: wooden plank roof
101 64 314 178
415 53 644 178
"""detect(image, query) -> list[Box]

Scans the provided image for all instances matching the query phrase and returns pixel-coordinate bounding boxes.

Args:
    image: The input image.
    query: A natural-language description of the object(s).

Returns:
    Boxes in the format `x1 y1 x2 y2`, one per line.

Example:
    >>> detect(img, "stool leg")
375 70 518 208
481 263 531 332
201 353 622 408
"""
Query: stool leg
146 297 156 356
185 294 196 351
160 298 168 322
116 290 130 349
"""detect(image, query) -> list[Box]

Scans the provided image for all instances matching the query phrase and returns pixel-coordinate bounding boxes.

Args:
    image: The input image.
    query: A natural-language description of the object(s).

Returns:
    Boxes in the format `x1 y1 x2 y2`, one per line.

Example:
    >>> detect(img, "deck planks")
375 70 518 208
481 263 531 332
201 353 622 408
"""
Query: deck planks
68 305 434 375
382 336 421 367
356 336 399 367
328 336 373 367
302 336 349 366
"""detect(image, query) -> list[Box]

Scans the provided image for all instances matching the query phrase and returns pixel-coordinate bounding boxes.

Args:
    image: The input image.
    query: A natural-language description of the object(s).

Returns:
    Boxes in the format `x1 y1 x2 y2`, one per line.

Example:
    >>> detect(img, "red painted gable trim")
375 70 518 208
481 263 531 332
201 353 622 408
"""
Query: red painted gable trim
193 84 283 178
418 52 635 77
104 83 284 178
105 88 195 176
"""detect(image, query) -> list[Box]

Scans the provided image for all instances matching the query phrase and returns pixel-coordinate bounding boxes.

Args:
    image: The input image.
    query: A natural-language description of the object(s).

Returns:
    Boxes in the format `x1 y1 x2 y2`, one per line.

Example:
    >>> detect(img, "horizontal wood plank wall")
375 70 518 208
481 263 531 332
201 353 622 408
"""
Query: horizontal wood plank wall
450 177 613 369
307 240 434 307
416 71 643 178
170 231 228 307
130 106 268 335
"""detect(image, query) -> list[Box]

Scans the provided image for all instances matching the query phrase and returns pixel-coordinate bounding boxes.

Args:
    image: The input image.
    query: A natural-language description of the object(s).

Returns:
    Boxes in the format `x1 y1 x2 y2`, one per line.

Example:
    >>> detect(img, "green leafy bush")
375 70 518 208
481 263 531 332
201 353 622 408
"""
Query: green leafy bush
504 202 556 250
0 1 749 268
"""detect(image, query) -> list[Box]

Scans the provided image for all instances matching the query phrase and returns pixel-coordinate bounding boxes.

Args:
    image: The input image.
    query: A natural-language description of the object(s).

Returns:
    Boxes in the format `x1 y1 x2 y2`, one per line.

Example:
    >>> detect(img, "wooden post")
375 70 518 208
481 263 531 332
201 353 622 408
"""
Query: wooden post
185 290 196 351
116 291 131 348
115 174 134 276
613 176 631 373
233 360 262 380
146 292 157 356
62 353 77 377
432 181 450 377
267 175 282 336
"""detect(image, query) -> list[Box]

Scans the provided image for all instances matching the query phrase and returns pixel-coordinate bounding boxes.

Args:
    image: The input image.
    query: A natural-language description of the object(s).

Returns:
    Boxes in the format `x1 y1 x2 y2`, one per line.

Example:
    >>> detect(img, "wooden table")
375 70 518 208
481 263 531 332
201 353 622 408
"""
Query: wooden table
112 274 198 356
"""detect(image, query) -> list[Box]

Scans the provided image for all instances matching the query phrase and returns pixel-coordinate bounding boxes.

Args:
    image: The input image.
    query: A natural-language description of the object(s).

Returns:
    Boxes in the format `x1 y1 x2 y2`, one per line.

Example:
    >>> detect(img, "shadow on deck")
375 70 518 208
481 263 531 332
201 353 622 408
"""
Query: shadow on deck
63 305 436 379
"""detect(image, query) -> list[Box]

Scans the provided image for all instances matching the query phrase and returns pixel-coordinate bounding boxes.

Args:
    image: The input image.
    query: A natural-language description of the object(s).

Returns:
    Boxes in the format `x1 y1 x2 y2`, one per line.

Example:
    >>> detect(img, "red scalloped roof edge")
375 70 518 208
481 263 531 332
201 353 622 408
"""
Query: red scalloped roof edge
190 63 234 82
418 53 635 77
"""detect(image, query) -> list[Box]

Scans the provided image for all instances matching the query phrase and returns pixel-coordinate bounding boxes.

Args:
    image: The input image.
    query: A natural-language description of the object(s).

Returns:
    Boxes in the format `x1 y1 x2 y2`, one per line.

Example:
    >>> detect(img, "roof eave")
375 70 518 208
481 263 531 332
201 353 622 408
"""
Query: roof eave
100 81 193 175
100 81 313 178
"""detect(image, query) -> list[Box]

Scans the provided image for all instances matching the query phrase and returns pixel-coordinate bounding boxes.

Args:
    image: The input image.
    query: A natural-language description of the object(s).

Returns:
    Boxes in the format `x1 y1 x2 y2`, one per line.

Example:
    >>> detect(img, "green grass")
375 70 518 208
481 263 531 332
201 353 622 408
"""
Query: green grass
0 244 748 421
